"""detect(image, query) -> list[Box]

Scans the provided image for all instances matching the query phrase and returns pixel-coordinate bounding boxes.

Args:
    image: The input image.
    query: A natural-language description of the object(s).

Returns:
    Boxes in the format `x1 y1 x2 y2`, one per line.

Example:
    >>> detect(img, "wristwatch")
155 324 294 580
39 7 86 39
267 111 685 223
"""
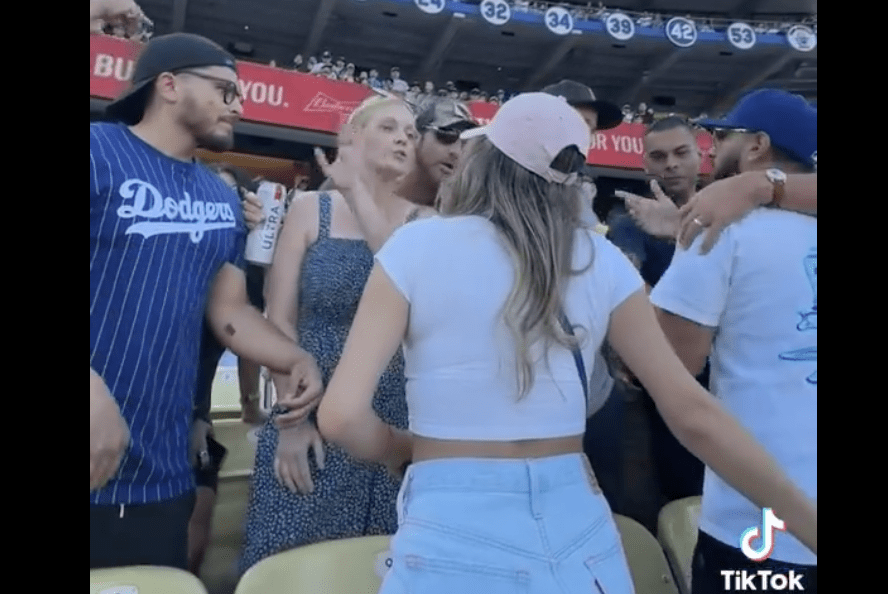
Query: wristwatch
765 168 787 207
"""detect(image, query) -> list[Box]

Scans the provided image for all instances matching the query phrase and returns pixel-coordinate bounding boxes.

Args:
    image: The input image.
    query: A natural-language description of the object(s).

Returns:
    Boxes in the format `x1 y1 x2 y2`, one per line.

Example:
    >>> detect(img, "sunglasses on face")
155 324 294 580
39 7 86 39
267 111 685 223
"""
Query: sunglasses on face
175 70 243 105
711 127 757 142
426 125 475 145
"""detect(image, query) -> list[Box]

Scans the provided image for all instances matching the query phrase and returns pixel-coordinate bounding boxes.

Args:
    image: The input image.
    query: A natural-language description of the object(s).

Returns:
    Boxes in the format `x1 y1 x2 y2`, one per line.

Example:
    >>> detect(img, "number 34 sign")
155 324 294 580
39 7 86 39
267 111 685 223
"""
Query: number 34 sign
545 7 574 36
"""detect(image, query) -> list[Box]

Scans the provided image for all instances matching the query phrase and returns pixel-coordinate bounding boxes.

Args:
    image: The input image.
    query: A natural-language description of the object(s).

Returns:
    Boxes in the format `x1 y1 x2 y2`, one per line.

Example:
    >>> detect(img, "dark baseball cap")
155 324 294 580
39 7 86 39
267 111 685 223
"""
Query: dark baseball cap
105 33 237 125
696 88 817 169
415 98 477 132
540 79 622 131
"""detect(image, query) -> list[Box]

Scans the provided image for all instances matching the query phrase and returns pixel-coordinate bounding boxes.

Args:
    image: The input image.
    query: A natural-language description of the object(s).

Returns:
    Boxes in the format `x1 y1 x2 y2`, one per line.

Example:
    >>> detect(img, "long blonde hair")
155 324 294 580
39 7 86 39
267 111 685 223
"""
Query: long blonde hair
440 137 594 399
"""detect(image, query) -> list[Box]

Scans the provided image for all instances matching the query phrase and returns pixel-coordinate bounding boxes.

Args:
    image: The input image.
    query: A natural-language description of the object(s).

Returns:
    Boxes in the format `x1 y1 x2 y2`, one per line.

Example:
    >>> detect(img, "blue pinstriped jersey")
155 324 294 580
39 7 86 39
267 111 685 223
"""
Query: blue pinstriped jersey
90 122 245 505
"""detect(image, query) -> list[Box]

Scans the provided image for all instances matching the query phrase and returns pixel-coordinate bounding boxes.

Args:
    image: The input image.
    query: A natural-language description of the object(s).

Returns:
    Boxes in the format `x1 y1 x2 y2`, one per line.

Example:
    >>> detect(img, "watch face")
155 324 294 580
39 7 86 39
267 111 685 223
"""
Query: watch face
767 168 787 183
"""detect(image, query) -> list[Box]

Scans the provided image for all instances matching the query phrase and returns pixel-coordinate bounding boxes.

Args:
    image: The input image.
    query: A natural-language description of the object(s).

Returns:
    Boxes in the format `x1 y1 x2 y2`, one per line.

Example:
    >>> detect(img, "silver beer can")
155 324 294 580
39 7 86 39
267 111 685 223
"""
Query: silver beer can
245 181 286 266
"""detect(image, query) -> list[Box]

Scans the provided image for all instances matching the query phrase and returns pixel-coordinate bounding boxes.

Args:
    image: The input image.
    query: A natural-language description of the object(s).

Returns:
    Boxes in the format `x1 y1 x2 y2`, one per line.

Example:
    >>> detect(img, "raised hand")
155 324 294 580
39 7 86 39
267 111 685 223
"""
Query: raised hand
615 180 680 240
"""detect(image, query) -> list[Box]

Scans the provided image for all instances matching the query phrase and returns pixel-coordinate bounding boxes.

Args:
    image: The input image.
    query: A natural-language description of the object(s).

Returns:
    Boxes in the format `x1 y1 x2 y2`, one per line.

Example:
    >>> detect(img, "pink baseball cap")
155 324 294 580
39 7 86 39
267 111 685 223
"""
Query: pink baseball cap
461 92 591 184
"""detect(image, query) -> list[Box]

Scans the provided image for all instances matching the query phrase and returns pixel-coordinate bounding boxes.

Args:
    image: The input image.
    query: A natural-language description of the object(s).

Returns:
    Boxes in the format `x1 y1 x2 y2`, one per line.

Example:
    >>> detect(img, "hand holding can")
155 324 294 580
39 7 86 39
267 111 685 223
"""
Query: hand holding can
245 181 286 266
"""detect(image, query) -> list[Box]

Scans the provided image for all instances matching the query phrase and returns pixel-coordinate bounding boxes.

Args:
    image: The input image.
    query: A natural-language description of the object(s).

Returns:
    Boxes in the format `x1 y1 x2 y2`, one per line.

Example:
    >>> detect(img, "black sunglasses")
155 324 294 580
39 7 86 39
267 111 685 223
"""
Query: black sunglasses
426 125 476 146
175 70 243 105
710 127 757 142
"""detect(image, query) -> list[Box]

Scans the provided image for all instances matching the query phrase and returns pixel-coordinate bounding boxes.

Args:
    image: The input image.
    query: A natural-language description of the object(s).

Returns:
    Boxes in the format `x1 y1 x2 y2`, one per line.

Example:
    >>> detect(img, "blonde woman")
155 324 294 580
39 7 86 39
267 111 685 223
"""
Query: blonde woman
238 96 434 574
316 93 816 592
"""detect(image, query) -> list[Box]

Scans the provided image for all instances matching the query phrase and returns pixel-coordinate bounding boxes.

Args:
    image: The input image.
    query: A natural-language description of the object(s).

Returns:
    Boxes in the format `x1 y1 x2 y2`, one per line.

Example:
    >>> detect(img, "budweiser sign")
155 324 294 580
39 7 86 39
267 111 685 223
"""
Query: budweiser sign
90 34 712 172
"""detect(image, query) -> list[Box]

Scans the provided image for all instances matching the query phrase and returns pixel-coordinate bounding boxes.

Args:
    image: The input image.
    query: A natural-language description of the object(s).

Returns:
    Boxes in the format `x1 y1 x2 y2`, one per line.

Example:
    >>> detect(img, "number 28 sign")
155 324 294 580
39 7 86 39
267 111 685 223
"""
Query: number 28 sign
665 17 697 47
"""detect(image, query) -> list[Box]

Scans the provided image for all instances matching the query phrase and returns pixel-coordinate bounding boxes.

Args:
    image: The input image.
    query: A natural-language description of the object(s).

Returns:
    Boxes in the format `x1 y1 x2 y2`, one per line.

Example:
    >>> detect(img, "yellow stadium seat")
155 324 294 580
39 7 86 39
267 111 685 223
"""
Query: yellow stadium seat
656 497 702 594
197 418 258 594
614 514 681 594
234 535 392 594
90 566 208 594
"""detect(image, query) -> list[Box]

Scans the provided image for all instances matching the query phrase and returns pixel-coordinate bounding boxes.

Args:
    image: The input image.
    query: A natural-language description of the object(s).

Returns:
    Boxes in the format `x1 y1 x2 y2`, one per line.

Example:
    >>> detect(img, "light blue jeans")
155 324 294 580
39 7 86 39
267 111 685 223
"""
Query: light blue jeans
379 454 636 594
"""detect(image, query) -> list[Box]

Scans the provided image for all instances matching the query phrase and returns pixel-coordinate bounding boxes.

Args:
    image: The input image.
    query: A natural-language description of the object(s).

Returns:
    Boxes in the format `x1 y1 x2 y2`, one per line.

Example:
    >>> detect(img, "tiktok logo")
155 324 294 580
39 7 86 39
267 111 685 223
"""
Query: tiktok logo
740 508 786 562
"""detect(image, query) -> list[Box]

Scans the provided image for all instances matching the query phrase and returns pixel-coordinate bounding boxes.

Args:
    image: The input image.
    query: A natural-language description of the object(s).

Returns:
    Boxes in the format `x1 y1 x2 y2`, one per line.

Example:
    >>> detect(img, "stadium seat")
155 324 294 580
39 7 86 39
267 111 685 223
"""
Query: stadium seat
198 419 257 594
614 514 681 594
234 535 392 594
656 496 702 594
90 566 208 594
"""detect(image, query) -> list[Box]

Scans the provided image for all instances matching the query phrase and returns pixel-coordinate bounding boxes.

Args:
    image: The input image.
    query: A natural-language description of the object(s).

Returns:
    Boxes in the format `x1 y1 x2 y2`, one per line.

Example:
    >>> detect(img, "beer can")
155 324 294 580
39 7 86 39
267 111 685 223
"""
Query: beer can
245 181 286 266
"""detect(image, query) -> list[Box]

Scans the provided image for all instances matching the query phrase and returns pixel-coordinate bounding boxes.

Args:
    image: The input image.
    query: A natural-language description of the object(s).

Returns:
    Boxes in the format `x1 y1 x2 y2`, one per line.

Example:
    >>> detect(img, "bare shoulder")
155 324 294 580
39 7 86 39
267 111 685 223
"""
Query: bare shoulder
284 190 325 244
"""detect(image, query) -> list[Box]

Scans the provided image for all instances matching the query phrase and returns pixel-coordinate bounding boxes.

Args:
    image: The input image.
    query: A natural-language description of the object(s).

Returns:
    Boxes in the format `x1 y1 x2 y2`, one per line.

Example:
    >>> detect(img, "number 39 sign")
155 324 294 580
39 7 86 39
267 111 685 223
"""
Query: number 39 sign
545 6 574 36
605 12 635 41
665 17 697 47
480 0 511 26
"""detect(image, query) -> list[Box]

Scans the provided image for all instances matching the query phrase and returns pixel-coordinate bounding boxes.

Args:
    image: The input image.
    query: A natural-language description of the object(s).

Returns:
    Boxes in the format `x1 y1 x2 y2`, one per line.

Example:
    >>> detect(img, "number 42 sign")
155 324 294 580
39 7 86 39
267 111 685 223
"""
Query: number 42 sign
665 17 697 47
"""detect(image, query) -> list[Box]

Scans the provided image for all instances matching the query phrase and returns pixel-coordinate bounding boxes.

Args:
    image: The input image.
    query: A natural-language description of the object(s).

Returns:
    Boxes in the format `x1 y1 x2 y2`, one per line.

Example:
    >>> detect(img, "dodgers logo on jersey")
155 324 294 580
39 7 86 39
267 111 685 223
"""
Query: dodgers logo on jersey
116 179 238 243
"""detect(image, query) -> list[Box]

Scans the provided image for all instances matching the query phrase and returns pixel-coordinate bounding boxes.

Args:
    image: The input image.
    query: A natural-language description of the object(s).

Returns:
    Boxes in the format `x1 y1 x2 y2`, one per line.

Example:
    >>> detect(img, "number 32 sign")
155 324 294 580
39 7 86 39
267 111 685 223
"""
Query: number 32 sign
480 0 510 26
665 17 697 47
545 6 574 36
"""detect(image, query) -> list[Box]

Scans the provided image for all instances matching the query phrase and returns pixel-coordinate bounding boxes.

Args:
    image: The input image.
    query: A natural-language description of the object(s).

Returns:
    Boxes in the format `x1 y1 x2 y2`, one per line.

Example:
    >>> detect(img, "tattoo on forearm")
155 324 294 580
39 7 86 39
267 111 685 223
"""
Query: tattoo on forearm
225 323 236 336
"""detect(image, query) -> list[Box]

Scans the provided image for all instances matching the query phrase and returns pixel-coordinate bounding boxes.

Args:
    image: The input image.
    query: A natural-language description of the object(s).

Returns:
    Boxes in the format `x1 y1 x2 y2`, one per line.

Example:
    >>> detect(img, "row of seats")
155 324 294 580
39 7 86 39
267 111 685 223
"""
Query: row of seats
90 497 702 594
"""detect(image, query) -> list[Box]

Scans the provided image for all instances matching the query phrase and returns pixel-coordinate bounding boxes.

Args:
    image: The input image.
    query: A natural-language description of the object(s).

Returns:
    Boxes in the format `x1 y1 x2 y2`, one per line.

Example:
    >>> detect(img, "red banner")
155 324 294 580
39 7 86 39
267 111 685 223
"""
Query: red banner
90 34 711 173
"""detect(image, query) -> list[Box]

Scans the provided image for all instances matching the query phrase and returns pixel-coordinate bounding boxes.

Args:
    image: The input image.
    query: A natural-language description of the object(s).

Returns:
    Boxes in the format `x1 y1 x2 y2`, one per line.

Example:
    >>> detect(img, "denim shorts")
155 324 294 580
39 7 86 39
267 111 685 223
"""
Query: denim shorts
379 454 636 594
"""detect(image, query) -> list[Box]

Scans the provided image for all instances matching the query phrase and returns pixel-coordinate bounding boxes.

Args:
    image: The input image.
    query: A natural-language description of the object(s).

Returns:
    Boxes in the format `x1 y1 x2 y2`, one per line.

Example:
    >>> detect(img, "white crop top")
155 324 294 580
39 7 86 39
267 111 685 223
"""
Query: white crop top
375 215 643 441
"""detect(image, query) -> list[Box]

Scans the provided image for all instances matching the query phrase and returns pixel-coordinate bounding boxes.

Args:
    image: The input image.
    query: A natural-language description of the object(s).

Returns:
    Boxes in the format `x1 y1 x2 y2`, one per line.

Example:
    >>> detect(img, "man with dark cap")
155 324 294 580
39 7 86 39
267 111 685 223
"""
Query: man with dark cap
540 78 627 516
90 32 322 570
400 97 478 207
540 79 623 136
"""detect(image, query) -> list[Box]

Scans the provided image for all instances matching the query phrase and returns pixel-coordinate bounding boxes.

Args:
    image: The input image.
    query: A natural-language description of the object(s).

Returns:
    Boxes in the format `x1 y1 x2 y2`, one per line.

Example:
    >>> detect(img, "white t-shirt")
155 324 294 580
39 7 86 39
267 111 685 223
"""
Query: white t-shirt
650 208 817 565
375 215 643 441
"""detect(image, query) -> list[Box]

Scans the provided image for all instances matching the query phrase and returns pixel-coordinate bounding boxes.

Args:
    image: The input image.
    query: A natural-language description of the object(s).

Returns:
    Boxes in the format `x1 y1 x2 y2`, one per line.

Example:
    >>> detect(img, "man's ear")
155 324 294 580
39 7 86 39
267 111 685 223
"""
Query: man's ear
153 72 181 106
744 131 772 167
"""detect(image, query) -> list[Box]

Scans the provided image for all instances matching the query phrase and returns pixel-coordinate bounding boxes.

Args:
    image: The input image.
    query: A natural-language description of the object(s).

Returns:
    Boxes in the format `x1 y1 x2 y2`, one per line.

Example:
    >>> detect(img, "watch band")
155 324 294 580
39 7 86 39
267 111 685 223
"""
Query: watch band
766 169 787 208
772 179 786 207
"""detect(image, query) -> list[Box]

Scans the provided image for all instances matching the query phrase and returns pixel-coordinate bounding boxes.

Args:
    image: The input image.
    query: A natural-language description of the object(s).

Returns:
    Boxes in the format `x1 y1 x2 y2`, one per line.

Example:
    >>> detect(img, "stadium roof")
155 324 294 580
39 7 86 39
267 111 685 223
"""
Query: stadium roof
136 0 816 117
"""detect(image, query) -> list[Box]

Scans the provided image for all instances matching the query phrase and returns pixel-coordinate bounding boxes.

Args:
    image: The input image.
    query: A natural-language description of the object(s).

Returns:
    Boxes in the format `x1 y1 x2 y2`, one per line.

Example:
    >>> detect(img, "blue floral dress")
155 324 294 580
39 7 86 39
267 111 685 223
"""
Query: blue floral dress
239 193 407 574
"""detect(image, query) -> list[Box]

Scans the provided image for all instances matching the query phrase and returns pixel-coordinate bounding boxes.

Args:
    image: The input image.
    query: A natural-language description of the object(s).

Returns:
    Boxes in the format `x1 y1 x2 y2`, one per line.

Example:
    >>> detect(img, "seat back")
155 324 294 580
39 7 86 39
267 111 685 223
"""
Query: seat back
656 496 702 594
234 535 392 594
90 566 208 594
197 419 258 594
614 514 681 594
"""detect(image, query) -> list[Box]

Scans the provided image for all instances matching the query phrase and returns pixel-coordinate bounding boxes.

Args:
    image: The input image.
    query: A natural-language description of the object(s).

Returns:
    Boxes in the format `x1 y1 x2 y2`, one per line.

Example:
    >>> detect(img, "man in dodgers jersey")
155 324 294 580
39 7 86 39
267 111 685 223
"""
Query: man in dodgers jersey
650 89 817 593
89 33 322 570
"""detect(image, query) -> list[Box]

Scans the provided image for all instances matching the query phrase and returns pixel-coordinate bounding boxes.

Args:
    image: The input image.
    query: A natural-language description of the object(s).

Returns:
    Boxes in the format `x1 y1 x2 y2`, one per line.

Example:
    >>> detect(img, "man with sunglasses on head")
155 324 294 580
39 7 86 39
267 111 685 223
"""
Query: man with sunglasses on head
399 97 478 207
650 88 817 594
90 33 322 570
